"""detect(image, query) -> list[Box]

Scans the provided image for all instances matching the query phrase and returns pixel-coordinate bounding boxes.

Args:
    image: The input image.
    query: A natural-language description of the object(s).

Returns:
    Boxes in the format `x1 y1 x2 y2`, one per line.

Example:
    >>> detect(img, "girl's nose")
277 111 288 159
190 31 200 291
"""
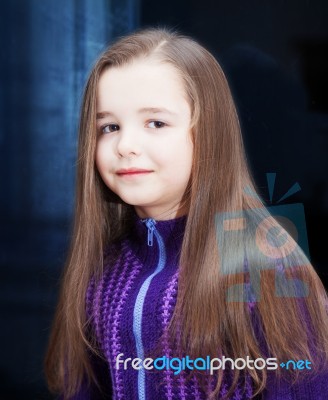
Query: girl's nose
116 130 141 158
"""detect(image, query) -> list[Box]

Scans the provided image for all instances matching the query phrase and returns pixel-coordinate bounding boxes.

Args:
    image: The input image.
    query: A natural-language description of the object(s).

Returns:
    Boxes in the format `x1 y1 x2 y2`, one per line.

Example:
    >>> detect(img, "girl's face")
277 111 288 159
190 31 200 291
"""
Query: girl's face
95 59 193 220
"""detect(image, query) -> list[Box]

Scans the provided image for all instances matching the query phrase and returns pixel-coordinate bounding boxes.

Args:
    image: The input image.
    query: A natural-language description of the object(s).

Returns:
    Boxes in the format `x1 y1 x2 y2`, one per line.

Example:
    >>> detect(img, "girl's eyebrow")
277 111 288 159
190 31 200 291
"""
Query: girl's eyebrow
138 107 178 116
96 107 178 120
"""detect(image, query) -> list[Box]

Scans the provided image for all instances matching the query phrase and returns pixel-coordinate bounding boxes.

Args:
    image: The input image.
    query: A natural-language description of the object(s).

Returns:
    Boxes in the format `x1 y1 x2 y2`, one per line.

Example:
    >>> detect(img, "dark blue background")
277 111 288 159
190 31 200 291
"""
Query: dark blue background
1 0 327 398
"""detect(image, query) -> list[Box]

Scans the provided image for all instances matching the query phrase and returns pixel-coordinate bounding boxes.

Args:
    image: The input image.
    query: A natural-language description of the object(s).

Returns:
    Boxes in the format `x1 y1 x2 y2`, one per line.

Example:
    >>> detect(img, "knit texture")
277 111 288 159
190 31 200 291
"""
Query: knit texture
65 211 328 399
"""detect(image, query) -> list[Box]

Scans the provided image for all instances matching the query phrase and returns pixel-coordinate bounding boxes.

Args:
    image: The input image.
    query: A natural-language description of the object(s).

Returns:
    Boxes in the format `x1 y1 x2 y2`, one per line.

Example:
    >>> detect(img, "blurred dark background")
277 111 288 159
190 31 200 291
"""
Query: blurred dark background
0 0 327 398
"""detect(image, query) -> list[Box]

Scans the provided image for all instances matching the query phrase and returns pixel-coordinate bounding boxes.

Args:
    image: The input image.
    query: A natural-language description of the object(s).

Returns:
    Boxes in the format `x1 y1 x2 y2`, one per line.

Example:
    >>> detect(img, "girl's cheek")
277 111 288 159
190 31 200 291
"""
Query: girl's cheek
96 142 111 164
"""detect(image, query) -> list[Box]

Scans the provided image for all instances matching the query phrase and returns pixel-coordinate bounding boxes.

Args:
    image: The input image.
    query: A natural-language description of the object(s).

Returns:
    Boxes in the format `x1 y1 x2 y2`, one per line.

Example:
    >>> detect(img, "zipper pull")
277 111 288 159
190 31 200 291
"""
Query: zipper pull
142 218 156 246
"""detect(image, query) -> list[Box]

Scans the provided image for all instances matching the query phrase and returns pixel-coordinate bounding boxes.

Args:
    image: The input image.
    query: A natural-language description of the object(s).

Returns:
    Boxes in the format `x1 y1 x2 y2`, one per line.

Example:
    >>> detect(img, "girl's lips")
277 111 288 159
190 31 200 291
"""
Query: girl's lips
116 168 153 176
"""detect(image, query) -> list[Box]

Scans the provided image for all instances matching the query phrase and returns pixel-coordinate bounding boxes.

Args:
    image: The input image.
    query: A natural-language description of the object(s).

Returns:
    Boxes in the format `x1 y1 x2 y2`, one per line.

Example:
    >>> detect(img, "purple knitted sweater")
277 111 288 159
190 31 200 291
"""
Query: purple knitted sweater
65 212 328 400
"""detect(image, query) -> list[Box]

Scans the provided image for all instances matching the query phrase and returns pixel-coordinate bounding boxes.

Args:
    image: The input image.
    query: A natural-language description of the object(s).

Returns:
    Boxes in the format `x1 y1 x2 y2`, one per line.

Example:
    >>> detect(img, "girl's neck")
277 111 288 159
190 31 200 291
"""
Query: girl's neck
133 203 189 221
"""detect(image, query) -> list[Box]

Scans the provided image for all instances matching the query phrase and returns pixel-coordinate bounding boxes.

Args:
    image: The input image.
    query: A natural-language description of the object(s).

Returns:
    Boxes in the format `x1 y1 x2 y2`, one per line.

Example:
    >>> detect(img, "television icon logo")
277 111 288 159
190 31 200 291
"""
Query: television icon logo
215 173 310 302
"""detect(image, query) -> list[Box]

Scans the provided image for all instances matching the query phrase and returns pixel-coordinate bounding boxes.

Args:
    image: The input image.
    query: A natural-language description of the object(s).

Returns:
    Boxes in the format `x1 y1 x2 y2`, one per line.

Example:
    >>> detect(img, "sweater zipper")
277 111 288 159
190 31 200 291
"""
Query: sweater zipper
132 218 167 400
145 218 156 246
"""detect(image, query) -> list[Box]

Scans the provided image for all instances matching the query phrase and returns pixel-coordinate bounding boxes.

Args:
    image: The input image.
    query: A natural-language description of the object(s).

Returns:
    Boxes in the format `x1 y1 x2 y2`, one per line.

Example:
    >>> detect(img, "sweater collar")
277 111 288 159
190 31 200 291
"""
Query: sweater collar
132 209 187 243
127 209 187 262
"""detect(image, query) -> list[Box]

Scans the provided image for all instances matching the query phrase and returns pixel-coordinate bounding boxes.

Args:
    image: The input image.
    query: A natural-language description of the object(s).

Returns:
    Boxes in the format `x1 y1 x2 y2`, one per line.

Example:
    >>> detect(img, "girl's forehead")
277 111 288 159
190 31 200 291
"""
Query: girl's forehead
96 60 189 115
98 60 184 91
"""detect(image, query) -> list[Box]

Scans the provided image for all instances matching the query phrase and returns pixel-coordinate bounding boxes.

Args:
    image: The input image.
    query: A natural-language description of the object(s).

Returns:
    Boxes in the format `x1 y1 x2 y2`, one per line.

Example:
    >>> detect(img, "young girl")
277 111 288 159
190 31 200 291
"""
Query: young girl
44 28 328 400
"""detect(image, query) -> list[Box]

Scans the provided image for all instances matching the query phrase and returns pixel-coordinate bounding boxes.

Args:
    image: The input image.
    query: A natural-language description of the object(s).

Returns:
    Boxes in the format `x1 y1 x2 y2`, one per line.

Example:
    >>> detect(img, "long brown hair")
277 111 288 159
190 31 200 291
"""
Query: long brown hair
44 27 328 399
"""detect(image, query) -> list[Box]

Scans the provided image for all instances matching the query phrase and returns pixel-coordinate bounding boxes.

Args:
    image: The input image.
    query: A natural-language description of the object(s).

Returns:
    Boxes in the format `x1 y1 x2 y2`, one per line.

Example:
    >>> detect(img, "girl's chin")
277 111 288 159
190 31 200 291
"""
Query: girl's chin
116 190 158 207
120 197 157 208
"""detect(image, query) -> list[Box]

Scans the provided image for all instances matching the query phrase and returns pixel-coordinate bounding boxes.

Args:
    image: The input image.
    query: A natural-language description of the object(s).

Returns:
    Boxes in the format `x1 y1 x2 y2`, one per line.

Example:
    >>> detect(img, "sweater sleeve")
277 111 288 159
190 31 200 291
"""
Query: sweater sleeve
56 349 112 400
262 369 328 399
249 299 328 400
59 267 113 399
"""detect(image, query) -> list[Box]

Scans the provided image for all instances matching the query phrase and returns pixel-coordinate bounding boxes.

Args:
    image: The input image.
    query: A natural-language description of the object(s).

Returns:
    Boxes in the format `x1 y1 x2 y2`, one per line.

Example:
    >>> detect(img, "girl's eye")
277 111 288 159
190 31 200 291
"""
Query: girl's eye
101 124 119 134
148 121 166 129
